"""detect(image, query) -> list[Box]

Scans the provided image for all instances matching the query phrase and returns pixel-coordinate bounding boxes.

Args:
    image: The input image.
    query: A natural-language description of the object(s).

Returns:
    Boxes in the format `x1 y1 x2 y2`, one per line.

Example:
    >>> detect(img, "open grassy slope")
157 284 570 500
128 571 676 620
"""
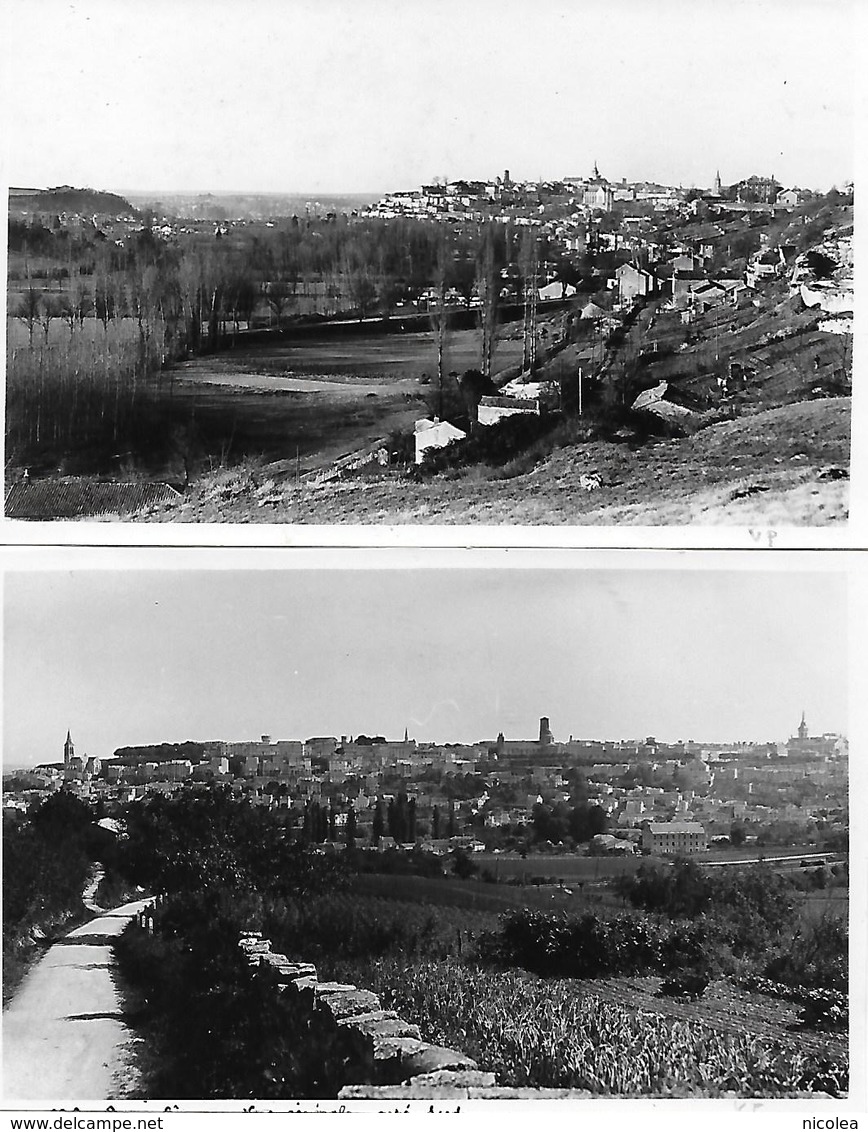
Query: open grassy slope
135 395 849 525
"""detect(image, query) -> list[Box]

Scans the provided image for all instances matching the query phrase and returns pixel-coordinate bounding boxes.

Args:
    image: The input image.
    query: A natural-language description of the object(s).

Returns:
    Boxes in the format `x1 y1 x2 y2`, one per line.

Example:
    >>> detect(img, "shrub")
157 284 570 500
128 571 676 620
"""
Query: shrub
659 970 710 999
763 913 847 993
800 997 848 1034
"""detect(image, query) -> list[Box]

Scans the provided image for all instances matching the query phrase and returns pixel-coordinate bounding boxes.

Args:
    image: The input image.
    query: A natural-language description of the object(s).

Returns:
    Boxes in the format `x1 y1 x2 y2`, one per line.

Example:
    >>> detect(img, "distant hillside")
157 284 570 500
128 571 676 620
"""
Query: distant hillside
8 185 140 217
123 190 381 221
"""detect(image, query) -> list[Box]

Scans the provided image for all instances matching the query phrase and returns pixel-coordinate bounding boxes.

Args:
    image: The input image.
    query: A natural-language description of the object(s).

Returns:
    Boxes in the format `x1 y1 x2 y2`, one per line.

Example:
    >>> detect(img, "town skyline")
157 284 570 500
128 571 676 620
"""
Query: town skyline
20 159 851 201
25 707 842 777
1 0 856 195
3 561 848 769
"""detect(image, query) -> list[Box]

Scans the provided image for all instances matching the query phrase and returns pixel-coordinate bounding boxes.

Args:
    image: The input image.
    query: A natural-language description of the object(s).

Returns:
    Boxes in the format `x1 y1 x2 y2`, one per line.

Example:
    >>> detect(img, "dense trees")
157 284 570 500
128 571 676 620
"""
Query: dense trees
112 791 356 1098
531 799 609 845
121 790 345 900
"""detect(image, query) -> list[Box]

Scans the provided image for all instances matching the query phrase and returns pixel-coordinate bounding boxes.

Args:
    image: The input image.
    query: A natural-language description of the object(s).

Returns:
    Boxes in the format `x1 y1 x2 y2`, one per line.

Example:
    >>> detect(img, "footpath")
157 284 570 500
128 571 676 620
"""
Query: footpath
3 898 150 1102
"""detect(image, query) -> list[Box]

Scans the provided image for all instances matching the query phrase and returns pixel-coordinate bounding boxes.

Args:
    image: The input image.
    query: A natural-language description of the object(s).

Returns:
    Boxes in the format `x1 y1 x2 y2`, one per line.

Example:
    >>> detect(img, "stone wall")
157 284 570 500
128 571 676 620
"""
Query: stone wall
237 932 590 1101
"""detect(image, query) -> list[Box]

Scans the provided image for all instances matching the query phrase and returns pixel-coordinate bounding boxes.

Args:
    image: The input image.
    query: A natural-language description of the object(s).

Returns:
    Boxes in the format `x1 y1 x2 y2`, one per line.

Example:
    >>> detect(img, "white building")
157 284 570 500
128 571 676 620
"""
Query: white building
414 417 467 465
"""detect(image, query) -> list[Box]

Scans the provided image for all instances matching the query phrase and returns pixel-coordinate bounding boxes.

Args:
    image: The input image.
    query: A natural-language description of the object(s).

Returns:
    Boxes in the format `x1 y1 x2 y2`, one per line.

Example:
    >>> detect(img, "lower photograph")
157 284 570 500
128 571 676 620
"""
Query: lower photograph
1 548 857 1109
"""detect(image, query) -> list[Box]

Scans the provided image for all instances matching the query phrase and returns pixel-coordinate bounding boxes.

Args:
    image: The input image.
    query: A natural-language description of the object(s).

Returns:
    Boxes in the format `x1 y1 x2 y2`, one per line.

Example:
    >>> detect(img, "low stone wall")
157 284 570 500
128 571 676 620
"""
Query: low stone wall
237 933 590 1100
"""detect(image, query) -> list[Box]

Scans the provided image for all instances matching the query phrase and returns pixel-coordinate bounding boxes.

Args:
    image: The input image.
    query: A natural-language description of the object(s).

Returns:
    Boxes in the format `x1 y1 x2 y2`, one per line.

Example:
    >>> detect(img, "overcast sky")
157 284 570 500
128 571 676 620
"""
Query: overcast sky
3 561 848 768
0 0 855 195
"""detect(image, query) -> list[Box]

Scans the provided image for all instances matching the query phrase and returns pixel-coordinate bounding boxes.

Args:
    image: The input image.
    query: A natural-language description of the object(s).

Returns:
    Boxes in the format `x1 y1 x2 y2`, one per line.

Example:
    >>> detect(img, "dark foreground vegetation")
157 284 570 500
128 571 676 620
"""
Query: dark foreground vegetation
2 793 123 1001
106 791 847 1098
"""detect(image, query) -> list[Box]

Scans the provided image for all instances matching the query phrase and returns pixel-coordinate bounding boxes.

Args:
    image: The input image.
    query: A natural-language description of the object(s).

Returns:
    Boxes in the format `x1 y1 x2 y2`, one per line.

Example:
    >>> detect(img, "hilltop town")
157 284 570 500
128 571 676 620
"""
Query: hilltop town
5 166 853 522
4 712 847 857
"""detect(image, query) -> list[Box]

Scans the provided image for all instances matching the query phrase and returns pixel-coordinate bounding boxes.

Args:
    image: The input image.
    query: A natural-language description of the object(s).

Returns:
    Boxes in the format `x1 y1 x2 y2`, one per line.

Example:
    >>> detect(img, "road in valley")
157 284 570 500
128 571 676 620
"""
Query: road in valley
2 898 150 1102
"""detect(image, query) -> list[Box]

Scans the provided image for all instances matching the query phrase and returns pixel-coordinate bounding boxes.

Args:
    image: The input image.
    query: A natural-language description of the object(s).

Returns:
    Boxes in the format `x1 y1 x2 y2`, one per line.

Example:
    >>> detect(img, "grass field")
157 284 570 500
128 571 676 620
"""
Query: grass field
6 316 527 479
160 326 524 474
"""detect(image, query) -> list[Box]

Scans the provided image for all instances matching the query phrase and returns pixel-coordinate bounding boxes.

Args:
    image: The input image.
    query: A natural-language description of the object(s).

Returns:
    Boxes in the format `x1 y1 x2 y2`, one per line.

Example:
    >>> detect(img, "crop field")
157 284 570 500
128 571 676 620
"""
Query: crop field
323 957 847 1096
349 872 624 915
570 974 846 1061
345 867 848 932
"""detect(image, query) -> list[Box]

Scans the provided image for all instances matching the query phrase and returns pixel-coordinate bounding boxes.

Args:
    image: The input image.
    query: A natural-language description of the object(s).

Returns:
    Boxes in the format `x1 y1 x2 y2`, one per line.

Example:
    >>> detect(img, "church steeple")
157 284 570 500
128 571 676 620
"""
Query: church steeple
797 711 808 741
713 169 722 196
64 730 75 766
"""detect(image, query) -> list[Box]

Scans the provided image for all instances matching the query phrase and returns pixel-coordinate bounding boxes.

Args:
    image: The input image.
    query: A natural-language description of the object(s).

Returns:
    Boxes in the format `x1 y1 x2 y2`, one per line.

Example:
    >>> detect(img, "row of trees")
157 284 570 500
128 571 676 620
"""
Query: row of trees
7 214 557 470
10 214 557 341
280 793 460 848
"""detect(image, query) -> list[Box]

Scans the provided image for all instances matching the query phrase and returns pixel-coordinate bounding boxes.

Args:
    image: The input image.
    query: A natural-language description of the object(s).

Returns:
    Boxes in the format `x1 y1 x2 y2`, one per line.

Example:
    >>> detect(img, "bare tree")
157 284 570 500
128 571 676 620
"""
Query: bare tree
477 224 502 382
429 232 452 417
14 284 42 347
38 293 61 345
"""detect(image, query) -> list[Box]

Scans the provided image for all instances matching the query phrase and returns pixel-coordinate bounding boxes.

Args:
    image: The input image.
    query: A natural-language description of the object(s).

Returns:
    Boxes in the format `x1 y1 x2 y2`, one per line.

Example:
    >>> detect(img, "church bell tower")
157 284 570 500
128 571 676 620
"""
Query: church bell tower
797 711 808 742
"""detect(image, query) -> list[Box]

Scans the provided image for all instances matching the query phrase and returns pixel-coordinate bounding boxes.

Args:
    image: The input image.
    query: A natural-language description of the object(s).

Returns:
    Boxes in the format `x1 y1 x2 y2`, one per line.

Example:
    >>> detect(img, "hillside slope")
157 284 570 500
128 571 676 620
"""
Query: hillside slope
8 185 139 217
137 396 849 525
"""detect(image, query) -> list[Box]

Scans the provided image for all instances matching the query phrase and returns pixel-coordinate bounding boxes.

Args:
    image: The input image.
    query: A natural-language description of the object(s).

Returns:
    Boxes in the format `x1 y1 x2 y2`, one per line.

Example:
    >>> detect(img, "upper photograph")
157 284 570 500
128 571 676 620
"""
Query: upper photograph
3 0 855 526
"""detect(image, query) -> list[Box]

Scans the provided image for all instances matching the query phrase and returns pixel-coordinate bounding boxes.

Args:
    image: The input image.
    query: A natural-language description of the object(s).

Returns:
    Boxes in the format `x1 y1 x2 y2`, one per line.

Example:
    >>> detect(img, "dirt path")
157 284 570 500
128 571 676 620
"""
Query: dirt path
2 898 150 1102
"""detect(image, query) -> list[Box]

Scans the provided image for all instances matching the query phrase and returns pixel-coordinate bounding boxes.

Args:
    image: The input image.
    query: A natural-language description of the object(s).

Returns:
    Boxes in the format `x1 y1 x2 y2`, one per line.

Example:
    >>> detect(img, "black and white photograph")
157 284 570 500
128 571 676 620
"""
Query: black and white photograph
1 551 857 1107
2 0 856 526
0 0 863 1124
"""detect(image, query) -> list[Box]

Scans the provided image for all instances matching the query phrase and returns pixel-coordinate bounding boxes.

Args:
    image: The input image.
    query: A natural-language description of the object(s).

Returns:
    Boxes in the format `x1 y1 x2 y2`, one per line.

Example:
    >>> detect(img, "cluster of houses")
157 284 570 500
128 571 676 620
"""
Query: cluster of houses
5 714 847 858
366 167 696 226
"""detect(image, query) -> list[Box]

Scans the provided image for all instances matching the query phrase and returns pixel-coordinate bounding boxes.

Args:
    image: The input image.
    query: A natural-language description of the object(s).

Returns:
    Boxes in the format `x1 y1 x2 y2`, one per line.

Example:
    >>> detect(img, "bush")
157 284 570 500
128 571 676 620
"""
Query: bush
763 914 847 993
659 970 710 999
419 412 564 476
799 997 848 1034
616 861 801 961
115 907 329 1098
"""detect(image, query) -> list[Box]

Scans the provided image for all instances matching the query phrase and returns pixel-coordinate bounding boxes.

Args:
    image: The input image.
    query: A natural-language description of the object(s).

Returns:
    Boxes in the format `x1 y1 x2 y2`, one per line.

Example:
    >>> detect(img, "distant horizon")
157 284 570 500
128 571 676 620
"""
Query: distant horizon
3 562 848 770
3 715 845 775
10 168 850 202
2 0 854 197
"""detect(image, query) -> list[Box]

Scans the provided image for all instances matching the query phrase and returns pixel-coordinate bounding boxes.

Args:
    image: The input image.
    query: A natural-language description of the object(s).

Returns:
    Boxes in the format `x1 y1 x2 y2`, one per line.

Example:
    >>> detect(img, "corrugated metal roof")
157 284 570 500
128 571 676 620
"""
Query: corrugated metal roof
5 479 181 520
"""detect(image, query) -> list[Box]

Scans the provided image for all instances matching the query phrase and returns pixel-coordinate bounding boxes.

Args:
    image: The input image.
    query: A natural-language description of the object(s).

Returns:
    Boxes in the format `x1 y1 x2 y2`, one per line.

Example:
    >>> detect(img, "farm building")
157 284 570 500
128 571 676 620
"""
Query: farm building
414 417 467 465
